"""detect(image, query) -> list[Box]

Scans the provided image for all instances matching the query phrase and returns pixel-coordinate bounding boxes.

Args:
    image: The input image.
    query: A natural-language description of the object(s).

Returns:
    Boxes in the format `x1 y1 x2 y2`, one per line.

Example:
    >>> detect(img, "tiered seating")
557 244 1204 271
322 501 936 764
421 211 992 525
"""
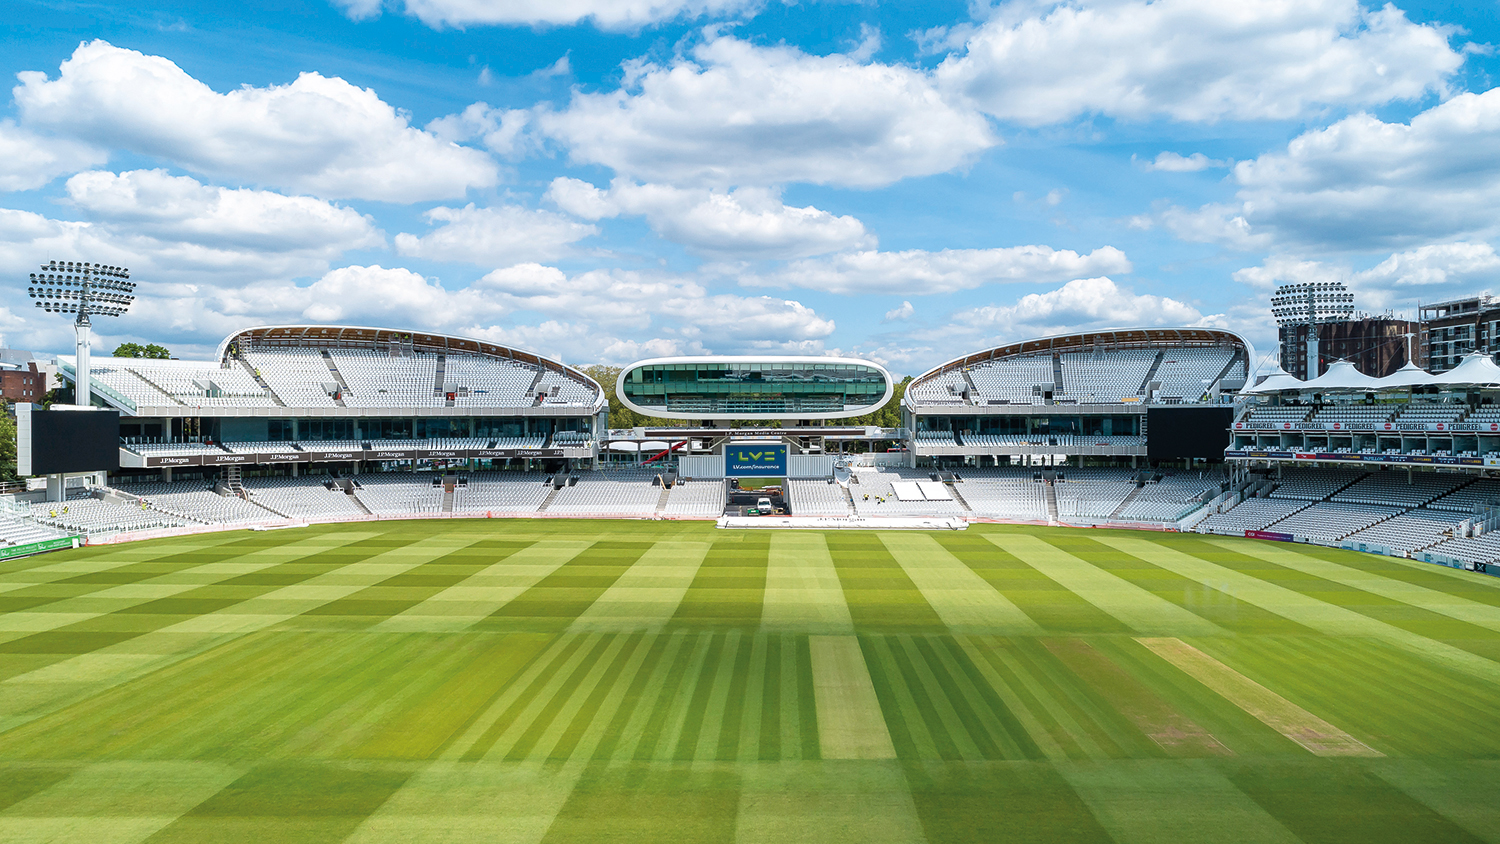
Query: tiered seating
1117 473 1222 522
1053 468 1136 521
553 431 592 446
1424 533 1500 565
1059 349 1154 401
1241 406 1312 426
330 349 440 408
1465 407 1500 424
662 481 725 517
1430 479 1500 513
1309 405 1394 426
1197 498 1311 534
490 435 546 449
92 363 174 407
452 473 551 514
1331 472 1468 508
445 355 537 407
114 481 272 524
906 370 968 404
1267 468 1364 500
850 469 965 517
1342 509 1463 553
31 498 188 535
915 430 955 444
957 469 1048 520
242 348 336 407
545 471 662 516
535 372 596 405
1264 502 1400 544
1394 404 1466 424
242 477 365 519
1153 347 1236 400
788 479 850 517
354 474 444 514
0 514 70 545
967 356 1053 403
124 441 225 457
224 441 299 455
96 359 273 407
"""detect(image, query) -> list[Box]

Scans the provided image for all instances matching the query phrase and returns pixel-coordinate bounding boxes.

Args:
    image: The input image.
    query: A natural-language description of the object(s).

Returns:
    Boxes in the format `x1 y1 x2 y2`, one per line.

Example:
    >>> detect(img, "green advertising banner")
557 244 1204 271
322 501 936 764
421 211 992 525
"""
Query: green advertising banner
0 536 80 560
725 444 787 476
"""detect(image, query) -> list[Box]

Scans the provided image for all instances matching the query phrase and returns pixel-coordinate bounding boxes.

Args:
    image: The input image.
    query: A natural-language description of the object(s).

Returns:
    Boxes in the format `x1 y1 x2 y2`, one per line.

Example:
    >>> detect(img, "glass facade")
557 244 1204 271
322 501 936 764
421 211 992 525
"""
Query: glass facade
621 360 889 417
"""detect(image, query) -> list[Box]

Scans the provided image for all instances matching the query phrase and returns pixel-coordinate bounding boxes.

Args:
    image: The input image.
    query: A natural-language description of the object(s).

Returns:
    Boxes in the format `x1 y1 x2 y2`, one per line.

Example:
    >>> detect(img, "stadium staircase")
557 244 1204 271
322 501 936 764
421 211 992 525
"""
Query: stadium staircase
527 369 546 404
126 370 183 405
1044 478 1059 523
320 351 351 407
442 477 456 513
945 480 974 517
1137 351 1165 396
347 489 373 516
536 484 561 513
960 369 979 404
1211 350 1245 391
654 485 672 514
1051 355 1064 397
841 484 857 516
1108 485 1143 520
237 357 285 406
434 356 452 406
952 426 965 447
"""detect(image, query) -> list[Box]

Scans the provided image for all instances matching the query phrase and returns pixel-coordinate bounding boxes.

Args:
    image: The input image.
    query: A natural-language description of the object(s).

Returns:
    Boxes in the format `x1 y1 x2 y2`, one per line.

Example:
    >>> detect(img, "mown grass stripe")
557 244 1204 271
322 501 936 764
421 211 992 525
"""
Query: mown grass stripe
467 633 598 761
735 633 767 763
646 632 714 762
953 636 1067 760
592 632 681 763
511 633 632 762
757 635 783 760
1210 538 1500 634
495 633 616 761
692 629 742 762
441 632 571 761
571 540 711 631
713 633 753 761
1017 639 1158 759
927 636 1042 760
879 533 1044 635
988 534 1226 636
617 632 695 762
1139 637 1382 757
1096 535 1500 686
895 635 983 760
857 634 930 760
386 540 593 632
808 634 894 759
763 533 853 633
965 639 1106 760
666 632 725 761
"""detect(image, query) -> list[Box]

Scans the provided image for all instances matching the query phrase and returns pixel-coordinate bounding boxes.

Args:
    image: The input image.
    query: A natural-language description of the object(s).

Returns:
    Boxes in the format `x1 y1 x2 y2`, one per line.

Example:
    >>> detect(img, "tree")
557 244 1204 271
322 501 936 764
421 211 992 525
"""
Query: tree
113 343 171 359
846 375 911 429
580 365 684 429
0 406 17 481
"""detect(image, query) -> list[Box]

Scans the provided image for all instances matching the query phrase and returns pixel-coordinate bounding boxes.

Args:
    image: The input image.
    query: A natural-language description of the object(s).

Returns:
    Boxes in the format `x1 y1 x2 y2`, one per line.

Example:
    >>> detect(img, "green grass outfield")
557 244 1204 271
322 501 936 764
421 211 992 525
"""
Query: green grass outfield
1 519 1499 843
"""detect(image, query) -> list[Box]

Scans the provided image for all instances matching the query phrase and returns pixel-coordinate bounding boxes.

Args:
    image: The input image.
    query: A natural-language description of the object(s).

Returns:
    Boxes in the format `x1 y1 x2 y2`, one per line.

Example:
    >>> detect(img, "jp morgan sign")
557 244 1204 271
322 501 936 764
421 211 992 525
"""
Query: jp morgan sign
725 444 787 477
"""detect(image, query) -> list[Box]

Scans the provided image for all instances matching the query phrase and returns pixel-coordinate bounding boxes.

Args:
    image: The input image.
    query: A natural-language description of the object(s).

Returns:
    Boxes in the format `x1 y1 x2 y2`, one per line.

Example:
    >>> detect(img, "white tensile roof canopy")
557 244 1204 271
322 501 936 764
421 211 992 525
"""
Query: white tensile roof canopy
1246 352 1500 394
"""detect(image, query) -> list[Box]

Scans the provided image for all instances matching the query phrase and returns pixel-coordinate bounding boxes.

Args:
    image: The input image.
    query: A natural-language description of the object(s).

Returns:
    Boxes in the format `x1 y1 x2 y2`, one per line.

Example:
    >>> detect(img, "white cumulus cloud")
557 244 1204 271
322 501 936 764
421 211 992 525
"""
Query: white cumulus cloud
1145 152 1231 172
539 34 996 188
935 0 1462 125
338 0 759 29
1234 243 1500 311
15 41 498 203
744 245 1132 295
954 276 1219 336
66 170 382 256
394 204 598 264
0 121 106 191
546 178 873 258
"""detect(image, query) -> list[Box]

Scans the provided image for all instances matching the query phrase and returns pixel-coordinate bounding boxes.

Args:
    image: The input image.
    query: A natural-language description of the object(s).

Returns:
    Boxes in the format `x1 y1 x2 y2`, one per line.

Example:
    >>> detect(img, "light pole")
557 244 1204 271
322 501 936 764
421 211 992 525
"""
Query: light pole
1270 281 1354 378
27 260 136 407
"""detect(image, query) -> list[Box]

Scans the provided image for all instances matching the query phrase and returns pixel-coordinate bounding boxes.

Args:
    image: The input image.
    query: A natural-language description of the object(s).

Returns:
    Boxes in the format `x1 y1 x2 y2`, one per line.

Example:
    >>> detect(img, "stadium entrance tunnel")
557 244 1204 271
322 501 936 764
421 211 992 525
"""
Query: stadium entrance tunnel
725 486 789 517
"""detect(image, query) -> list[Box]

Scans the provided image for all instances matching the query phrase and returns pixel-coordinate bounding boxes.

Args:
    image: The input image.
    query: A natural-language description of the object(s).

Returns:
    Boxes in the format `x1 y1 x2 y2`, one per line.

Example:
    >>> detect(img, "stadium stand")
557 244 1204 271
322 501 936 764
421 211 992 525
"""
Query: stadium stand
452 473 552 514
544 471 662 517
241 348 338 407
662 480 726 517
241 477 366 519
787 479 850 517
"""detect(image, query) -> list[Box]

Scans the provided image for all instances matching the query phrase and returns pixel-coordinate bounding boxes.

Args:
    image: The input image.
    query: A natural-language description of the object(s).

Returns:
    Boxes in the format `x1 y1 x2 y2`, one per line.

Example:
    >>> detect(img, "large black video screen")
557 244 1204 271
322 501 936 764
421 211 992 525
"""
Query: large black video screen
30 409 120 474
1147 407 1233 460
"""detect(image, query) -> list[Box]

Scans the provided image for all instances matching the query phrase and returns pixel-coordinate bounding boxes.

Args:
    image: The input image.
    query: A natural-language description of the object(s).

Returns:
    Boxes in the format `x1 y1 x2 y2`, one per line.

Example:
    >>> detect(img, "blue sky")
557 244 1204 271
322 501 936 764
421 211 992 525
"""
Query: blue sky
2 0 1499 377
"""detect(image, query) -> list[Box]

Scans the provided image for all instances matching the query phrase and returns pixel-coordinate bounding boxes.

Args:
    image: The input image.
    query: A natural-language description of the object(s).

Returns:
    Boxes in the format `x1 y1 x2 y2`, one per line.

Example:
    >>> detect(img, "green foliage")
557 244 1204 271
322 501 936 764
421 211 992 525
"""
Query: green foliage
112 342 171 359
846 375 911 428
580 364 684 429
0 405 16 481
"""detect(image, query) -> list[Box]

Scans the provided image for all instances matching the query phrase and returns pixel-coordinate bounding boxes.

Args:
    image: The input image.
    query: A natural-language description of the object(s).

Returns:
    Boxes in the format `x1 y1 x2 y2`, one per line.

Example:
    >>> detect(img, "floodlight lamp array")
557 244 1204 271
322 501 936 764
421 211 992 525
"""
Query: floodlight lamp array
26 260 136 317
1269 281 1355 327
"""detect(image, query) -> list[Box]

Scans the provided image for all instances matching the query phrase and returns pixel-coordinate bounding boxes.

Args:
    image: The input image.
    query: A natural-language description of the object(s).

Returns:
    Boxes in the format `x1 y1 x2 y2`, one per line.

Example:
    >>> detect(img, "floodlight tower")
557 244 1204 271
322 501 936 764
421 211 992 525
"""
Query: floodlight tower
1270 281 1354 377
26 260 137 407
